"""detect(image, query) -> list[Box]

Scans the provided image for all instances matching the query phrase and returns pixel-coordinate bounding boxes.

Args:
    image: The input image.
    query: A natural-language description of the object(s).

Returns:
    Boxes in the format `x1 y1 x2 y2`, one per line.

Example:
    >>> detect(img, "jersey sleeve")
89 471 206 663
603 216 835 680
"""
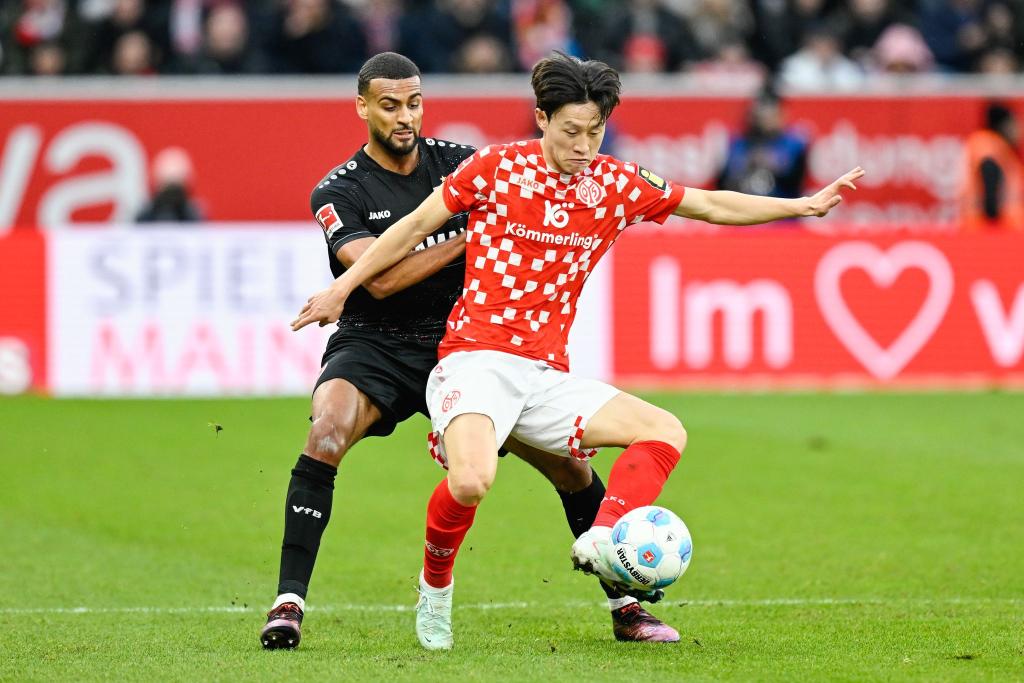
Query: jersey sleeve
310 183 372 255
621 162 686 225
441 145 496 214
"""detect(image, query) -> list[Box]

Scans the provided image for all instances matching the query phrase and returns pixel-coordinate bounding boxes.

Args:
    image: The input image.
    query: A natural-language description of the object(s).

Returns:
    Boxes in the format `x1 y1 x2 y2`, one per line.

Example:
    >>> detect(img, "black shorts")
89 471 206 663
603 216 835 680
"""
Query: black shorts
314 328 439 438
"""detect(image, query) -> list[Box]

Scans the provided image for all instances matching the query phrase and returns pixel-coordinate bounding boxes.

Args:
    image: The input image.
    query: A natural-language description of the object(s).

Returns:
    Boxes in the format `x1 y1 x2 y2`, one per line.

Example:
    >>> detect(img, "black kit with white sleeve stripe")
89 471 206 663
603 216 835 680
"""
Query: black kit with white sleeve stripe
310 137 474 346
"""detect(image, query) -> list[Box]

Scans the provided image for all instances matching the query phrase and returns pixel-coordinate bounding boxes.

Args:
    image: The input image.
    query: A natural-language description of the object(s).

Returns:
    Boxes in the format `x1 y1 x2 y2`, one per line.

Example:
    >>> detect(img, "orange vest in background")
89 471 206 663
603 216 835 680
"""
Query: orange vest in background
960 129 1024 232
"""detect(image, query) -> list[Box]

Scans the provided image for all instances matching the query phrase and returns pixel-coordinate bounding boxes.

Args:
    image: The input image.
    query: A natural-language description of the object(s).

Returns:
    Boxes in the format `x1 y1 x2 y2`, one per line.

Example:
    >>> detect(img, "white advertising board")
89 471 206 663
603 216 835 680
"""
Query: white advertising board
46 227 612 396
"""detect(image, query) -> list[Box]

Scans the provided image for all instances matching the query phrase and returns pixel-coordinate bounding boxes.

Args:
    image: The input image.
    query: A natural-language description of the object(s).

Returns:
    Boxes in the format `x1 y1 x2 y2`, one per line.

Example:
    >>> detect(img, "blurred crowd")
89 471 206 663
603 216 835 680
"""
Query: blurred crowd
1 0 1022 83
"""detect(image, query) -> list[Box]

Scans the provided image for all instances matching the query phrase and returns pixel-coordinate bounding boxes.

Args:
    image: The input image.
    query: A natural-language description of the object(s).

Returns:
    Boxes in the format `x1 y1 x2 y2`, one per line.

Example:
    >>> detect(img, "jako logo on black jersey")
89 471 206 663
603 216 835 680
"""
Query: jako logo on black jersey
369 210 391 220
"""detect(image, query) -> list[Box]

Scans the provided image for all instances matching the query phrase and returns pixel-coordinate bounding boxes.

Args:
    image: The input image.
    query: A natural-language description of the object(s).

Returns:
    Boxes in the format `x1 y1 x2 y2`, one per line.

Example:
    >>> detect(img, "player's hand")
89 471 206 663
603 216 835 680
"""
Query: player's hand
804 167 864 217
291 286 346 331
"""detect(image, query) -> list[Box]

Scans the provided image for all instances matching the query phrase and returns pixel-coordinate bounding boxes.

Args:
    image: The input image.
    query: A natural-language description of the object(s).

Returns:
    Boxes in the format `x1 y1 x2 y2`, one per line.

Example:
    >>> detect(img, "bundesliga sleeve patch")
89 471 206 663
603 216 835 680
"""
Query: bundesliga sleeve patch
638 167 667 190
315 203 343 235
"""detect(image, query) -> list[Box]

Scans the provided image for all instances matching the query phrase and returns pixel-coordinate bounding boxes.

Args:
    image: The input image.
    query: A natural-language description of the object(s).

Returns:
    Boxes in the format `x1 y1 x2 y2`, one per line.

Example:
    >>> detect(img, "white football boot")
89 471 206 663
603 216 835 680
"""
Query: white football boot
570 526 623 584
415 571 454 650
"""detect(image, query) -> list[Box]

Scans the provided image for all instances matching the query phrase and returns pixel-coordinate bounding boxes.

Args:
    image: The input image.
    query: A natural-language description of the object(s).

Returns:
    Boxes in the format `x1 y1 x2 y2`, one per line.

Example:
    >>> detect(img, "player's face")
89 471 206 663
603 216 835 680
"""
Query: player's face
358 76 423 157
536 102 606 175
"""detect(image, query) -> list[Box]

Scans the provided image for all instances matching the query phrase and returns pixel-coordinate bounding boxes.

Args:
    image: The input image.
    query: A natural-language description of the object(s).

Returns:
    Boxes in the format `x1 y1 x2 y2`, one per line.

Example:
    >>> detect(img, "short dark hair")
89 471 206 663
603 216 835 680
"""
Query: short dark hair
531 52 621 124
357 52 421 96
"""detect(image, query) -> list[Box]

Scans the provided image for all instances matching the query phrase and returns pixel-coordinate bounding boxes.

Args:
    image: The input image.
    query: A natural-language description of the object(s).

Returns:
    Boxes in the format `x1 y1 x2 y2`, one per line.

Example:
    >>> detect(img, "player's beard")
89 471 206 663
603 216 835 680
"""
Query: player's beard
371 124 418 157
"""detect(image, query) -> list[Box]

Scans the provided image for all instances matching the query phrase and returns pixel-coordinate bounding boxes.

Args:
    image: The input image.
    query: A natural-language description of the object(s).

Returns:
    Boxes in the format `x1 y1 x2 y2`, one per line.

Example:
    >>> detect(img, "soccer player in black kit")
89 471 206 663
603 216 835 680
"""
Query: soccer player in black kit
260 53 679 649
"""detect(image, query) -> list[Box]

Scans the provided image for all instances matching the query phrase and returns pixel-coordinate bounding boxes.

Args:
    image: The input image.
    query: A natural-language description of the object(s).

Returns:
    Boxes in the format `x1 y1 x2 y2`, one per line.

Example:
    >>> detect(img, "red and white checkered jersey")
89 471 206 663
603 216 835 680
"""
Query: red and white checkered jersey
439 138 685 370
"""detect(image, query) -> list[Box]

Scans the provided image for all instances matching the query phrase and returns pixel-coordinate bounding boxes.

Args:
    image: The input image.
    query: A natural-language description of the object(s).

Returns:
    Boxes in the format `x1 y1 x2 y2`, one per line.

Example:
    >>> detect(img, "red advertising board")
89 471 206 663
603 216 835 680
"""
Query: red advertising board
0 230 46 392
611 229 1024 387
1 225 1022 394
1 91 1020 228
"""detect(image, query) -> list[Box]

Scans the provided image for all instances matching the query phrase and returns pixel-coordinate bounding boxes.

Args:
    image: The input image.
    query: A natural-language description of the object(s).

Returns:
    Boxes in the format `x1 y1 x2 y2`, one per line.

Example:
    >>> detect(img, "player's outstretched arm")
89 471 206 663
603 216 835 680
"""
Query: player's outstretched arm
291 187 455 330
337 230 466 300
673 167 864 225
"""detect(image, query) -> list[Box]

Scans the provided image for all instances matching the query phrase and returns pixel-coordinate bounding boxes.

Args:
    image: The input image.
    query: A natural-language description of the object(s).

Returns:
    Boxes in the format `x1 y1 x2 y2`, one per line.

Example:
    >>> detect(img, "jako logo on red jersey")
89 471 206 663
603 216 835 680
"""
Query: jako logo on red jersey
574 177 606 208
441 390 461 412
511 174 544 193
315 203 342 235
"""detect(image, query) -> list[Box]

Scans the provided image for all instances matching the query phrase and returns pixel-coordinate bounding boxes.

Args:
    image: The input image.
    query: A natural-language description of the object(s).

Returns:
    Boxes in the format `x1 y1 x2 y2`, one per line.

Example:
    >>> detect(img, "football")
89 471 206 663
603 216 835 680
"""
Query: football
608 506 693 590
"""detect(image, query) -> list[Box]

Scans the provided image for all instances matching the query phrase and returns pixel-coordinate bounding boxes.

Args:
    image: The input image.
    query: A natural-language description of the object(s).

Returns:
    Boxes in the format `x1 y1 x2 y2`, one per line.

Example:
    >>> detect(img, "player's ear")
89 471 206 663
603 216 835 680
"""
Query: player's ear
356 96 369 121
534 108 548 132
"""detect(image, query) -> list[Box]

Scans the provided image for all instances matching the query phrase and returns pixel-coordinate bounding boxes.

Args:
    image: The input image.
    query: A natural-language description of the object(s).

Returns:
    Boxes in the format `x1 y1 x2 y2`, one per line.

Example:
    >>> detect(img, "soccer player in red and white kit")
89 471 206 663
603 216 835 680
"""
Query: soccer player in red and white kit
293 52 864 650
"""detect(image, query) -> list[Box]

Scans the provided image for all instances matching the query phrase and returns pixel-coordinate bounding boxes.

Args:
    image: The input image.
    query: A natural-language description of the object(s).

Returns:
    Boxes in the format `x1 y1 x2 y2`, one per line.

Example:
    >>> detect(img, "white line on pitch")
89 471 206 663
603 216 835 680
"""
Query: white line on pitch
1 597 1020 615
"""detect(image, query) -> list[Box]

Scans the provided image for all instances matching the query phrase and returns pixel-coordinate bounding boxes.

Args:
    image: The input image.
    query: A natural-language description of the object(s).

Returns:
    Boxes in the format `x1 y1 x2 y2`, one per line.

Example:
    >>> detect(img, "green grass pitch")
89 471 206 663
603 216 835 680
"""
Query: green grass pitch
1 392 1022 681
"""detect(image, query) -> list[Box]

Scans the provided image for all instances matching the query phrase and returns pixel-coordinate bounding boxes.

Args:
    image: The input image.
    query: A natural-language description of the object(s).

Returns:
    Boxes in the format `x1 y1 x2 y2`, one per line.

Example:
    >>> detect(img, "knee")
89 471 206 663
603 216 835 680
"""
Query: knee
448 469 494 506
306 413 355 467
663 421 688 454
641 410 687 455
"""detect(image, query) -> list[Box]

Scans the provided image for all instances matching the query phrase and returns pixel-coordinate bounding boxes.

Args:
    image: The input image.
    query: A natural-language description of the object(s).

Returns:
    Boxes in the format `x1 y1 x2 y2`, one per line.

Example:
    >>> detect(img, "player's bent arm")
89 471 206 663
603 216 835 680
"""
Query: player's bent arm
333 187 454 296
673 167 865 225
336 230 466 300
292 187 454 330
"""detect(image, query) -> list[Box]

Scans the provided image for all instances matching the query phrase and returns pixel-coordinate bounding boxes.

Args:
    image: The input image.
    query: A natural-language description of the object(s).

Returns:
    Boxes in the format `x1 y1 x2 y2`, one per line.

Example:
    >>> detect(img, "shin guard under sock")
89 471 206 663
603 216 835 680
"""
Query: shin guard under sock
593 441 681 529
423 478 477 589
277 454 337 598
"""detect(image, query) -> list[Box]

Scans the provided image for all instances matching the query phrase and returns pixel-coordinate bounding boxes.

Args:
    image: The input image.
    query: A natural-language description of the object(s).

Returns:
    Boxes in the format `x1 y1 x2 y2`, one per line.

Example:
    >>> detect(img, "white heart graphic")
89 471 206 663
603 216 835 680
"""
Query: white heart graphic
814 241 954 379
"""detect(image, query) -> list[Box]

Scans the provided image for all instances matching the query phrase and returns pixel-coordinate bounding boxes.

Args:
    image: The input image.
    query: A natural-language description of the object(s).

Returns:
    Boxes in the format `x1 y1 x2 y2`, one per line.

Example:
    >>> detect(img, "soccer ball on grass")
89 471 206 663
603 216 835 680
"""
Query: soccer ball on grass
608 506 692 591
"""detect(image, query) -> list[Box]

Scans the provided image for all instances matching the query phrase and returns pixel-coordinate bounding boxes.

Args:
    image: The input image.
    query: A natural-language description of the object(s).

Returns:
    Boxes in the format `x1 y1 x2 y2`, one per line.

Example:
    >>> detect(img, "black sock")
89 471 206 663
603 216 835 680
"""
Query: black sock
557 471 623 600
277 454 337 599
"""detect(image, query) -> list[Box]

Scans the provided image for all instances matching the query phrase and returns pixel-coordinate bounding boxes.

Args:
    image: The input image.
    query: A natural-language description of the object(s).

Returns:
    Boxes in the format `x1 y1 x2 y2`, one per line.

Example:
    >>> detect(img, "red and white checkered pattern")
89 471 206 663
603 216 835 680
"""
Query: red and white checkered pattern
427 431 448 470
441 139 685 371
567 415 597 461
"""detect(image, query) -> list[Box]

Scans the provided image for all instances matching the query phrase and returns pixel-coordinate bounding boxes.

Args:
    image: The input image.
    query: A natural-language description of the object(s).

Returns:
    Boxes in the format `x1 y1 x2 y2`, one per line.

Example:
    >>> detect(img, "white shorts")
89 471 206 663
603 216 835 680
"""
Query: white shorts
425 350 620 469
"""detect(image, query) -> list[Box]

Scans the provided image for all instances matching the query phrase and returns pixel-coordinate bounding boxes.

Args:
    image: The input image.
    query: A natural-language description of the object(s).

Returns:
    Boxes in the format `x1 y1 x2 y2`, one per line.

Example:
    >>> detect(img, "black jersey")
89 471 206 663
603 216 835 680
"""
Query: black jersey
311 137 474 345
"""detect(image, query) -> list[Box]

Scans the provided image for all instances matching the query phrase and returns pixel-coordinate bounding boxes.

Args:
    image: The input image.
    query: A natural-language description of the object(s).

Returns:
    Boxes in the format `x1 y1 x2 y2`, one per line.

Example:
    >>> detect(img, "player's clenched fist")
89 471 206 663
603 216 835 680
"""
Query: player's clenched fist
804 166 865 217
291 287 347 331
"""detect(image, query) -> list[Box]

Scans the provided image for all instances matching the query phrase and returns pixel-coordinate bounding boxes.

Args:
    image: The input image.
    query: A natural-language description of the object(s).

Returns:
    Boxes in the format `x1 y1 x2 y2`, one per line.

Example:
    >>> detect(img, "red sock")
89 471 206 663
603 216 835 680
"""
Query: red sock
593 440 681 528
423 478 477 588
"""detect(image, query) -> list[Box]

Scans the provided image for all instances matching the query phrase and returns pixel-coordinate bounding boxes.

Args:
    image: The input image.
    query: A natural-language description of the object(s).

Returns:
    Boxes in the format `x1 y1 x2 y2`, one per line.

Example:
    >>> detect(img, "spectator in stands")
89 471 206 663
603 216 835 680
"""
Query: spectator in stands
749 0 833 71
690 39 767 89
4 0 67 73
976 47 1018 74
621 34 668 73
29 39 66 75
1 0 1020 77
717 89 809 202
189 3 262 74
13 0 65 45
830 0 909 66
686 0 754 62
511 0 573 71
869 23 934 73
918 0 988 72
82 0 172 74
779 24 864 89
960 102 1023 231
111 29 156 74
578 0 698 72
137 147 205 223
976 2 1020 71
453 33 513 72
397 0 512 73
266 0 366 73
359 0 402 55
